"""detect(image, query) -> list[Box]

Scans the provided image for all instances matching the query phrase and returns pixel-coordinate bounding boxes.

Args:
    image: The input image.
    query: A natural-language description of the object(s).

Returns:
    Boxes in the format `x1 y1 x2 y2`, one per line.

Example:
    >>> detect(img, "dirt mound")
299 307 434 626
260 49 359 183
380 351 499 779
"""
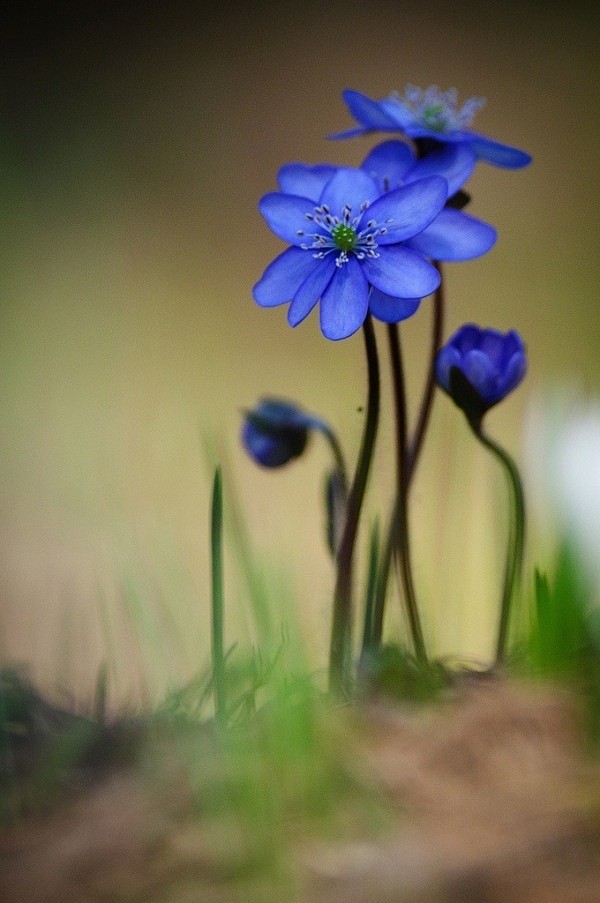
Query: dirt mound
2 675 600 902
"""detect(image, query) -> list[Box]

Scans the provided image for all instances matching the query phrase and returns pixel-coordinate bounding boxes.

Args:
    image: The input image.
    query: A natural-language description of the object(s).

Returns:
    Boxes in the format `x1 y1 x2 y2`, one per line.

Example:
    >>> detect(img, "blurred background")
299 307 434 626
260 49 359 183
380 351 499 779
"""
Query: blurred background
1 0 598 706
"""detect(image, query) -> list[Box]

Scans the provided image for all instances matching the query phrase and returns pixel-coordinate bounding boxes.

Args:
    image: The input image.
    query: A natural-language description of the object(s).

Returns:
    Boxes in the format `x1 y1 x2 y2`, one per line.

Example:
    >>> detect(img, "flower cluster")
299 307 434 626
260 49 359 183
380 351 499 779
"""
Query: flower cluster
254 84 529 341
244 83 531 685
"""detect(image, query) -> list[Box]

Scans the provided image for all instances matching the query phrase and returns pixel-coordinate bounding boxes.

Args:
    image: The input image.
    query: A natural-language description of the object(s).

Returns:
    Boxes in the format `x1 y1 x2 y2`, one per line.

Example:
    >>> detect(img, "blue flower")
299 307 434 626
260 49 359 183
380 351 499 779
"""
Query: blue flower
241 398 316 467
275 141 496 324
435 324 527 421
330 85 532 170
253 167 447 340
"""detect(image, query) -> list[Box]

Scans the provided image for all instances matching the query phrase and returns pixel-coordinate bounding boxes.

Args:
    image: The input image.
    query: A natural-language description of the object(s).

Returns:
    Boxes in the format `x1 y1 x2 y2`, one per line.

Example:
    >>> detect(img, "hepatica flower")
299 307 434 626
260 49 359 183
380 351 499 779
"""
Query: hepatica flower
436 324 527 422
253 167 446 340
273 141 496 324
241 398 314 467
331 85 532 170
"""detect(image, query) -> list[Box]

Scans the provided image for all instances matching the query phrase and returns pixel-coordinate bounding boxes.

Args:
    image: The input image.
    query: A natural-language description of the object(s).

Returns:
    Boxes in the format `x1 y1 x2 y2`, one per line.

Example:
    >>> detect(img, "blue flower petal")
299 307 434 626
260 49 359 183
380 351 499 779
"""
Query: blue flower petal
377 97 416 128
405 209 497 261
258 192 318 245
341 90 400 129
503 330 526 360
463 349 496 397
466 132 532 169
405 144 477 197
497 350 527 398
362 246 441 298
319 258 369 340
402 123 463 142
435 345 462 392
327 126 370 141
319 168 380 213
288 257 336 327
253 247 317 308
478 328 509 367
368 289 421 323
360 140 414 191
362 176 447 244
277 164 338 202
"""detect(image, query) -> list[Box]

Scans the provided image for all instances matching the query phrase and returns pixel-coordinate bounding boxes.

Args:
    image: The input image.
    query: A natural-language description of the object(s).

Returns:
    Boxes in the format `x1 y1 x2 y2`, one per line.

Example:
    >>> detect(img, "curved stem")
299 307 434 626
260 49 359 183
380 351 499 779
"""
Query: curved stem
469 418 526 666
318 424 349 493
329 315 380 693
407 263 444 486
386 324 426 661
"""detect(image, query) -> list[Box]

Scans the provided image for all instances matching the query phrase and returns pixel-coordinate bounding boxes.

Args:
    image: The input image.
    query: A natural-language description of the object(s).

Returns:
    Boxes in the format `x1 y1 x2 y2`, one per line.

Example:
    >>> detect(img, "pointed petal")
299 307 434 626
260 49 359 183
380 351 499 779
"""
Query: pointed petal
277 164 338 202
319 258 369 340
327 126 370 141
377 96 416 128
369 289 421 323
360 140 414 191
405 208 496 261
405 144 477 197
466 132 532 169
435 345 462 392
288 257 336 327
362 176 447 244
453 324 481 354
258 192 317 245
319 167 380 213
479 328 510 367
497 350 527 397
342 89 399 129
362 246 441 298
463 349 496 396
253 247 317 307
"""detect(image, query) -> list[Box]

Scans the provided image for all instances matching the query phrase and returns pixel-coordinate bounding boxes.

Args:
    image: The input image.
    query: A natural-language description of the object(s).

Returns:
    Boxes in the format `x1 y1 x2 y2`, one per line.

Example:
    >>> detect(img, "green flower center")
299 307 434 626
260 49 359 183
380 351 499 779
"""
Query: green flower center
422 103 448 132
331 223 357 252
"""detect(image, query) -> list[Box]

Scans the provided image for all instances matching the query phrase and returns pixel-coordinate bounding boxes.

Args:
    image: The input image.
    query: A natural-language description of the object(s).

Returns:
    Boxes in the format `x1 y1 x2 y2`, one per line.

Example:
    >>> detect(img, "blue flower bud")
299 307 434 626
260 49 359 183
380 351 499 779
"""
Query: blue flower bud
436 324 527 422
241 398 313 468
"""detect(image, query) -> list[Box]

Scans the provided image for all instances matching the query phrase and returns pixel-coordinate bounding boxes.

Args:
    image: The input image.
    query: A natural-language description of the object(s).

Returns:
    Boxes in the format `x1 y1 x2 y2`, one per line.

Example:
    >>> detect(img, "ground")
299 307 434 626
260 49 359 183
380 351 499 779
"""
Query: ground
2 672 600 902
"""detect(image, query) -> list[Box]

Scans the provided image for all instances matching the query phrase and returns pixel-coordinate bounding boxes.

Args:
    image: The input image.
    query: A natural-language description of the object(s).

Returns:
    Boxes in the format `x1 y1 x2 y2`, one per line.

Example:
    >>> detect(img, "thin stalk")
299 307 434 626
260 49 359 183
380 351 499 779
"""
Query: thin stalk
386 324 426 661
468 419 526 666
360 518 381 660
318 424 349 493
369 267 444 657
210 466 226 724
329 315 380 693
407 262 444 485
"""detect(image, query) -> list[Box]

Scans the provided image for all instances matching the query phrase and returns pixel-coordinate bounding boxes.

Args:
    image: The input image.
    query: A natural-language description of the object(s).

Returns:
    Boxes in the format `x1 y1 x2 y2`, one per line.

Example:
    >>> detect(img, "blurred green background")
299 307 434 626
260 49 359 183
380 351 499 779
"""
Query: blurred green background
1 0 598 704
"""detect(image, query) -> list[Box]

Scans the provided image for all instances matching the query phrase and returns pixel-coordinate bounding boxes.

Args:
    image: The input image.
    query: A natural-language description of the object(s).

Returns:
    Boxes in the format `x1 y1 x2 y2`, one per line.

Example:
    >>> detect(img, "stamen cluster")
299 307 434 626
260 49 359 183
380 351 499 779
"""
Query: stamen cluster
301 201 387 267
393 84 486 134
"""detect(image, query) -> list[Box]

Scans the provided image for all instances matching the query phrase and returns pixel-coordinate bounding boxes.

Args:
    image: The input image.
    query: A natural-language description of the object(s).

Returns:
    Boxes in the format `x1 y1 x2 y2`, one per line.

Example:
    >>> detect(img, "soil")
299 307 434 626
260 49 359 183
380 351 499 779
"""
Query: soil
2 671 600 902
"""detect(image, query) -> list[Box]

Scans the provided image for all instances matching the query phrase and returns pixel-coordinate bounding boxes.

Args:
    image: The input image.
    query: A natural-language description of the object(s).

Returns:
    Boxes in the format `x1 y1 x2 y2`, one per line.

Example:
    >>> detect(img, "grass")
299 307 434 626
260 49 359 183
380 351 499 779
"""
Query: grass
3 466 600 899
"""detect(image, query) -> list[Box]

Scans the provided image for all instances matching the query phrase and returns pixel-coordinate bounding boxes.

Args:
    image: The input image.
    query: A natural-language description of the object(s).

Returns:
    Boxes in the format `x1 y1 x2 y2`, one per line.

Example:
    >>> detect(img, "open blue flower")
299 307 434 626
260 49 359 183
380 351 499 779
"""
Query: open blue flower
436 324 527 421
275 141 496 324
254 167 447 340
330 85 532 170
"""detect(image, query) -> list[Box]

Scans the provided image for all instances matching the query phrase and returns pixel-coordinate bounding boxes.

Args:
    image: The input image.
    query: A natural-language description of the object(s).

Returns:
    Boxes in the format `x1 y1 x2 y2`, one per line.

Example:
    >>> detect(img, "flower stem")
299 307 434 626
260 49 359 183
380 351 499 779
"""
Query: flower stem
386 324 426 660
468 418 526 666
407 262 444 484
329 315 380 693
318 424 349 492
369 271 443 661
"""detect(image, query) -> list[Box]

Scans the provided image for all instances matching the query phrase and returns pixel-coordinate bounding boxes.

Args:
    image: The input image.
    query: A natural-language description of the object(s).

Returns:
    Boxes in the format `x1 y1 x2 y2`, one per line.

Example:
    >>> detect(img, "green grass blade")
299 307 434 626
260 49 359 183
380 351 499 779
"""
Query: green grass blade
211 466 226 724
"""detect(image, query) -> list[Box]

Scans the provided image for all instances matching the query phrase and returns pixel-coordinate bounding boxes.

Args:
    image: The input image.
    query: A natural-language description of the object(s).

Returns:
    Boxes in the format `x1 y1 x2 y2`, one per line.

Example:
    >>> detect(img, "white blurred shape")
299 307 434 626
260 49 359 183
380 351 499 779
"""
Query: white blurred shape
525 391 600 591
